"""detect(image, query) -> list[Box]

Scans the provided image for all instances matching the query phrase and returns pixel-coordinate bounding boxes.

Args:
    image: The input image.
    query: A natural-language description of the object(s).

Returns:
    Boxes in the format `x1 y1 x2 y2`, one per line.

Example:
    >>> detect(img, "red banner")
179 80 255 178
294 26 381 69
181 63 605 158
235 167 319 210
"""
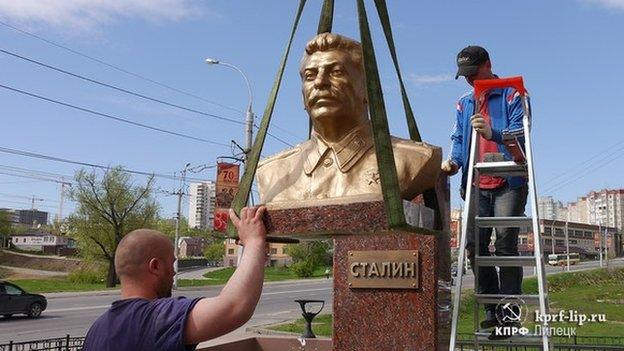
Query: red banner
214 162 240 231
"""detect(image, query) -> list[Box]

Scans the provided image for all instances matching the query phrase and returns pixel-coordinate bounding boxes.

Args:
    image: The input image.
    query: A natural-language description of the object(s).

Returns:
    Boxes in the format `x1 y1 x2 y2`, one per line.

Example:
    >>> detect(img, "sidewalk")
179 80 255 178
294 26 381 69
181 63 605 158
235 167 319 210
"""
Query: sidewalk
0 265 68 277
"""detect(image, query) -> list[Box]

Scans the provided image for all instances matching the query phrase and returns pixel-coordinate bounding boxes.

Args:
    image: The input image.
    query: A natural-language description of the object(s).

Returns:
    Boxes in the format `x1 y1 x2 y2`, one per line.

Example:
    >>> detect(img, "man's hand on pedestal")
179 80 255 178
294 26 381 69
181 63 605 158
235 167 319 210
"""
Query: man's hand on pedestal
441 159 459 176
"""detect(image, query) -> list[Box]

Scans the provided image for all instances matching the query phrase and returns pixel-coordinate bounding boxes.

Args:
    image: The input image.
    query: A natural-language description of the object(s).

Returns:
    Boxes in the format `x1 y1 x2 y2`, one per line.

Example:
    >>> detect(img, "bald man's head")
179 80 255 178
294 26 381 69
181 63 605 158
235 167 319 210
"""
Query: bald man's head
115 229 174 297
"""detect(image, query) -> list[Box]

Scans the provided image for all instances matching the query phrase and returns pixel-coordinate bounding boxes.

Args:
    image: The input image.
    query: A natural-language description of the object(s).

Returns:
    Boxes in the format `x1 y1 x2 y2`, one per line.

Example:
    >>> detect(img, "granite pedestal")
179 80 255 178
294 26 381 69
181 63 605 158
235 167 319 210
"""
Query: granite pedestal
264 196 451 351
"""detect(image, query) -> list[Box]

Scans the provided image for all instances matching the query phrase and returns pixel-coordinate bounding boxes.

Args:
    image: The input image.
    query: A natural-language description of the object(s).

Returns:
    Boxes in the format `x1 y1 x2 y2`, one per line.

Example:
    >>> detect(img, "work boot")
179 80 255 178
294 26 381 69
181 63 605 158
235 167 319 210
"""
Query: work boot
480 309 499 329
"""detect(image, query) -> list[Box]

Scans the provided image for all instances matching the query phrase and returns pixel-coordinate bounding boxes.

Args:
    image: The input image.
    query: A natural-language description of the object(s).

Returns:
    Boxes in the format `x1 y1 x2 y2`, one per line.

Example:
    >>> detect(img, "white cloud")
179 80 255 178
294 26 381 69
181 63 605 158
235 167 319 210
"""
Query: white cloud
583 0 624 11
407 73 454 85
0 0 203 32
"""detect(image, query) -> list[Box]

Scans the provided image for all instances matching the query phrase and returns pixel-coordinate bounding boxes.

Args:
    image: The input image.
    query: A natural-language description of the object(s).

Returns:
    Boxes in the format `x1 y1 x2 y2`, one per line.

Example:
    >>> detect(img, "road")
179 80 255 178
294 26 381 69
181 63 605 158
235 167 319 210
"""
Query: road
457 257 624 289
0 278 334 347
1 259 621 346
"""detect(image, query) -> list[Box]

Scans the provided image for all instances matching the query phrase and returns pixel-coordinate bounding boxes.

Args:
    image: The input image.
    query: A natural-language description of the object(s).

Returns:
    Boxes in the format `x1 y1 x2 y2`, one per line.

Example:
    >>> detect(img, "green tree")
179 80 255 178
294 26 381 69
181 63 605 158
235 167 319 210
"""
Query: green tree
203 241 225 262
67 167 158 287
286 240 332 277
0 210 12 248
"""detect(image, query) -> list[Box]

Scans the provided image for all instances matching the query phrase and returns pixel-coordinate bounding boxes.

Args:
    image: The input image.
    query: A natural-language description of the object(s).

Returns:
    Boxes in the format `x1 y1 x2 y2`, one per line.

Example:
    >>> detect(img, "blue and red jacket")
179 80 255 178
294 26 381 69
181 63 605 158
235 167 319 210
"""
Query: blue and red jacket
450 87 529 194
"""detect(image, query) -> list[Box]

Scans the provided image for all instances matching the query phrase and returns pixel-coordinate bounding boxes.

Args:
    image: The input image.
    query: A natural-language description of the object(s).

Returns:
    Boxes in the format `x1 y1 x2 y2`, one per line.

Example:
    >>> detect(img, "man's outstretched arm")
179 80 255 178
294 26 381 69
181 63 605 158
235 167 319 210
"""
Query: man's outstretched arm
184 206 267 344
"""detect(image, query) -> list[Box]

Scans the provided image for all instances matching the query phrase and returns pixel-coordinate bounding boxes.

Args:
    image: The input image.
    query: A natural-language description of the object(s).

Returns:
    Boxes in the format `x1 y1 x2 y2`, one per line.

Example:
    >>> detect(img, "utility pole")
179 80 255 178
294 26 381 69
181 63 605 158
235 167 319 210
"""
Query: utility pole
550 221 555 255
56 180 71 223
598 223 603 268
205 58 254 267
173 163 191 290
565 221 570 272
605 204 610 267
30 195 44 228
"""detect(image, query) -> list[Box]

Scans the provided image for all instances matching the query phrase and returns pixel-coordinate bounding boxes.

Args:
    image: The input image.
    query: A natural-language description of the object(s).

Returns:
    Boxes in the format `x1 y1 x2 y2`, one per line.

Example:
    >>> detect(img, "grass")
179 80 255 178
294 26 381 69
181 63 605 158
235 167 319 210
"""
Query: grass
269 267 624 339
272 314 333 337
8 278 111 293
4 266 332 292
180 266 330 288
0 266 8 279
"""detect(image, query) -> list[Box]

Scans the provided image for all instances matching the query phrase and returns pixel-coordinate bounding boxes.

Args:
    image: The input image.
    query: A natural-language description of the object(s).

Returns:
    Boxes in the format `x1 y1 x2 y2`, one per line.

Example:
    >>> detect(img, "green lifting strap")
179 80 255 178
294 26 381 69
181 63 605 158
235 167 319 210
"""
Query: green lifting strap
356 0 406 229
373 0 420 142
373 0 442 229
227 0 307 236
310 0 335 138
317 0 334 34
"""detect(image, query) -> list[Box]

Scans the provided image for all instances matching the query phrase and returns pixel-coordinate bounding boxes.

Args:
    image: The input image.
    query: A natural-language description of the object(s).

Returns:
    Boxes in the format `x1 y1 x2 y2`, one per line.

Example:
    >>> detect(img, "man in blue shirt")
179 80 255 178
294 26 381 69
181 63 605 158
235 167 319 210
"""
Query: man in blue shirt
83 206 267 350
442 46 528 337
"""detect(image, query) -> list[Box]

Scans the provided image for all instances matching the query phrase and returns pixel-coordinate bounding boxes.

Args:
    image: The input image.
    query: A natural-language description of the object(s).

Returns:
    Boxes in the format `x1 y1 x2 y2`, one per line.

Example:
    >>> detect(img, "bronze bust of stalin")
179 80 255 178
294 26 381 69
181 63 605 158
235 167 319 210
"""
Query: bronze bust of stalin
257 33 441 204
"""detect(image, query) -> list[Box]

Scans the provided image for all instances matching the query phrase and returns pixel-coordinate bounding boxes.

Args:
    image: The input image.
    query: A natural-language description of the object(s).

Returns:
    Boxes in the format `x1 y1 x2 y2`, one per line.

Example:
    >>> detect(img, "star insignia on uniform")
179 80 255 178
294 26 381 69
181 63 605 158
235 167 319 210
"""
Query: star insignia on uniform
365 169 380 185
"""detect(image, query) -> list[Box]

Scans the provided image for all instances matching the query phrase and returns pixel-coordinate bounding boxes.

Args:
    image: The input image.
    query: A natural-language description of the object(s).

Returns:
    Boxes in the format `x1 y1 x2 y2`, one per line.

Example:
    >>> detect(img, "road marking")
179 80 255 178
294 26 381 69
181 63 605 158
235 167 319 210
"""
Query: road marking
267 310 293 316
46 305 110 313
262 287 331 296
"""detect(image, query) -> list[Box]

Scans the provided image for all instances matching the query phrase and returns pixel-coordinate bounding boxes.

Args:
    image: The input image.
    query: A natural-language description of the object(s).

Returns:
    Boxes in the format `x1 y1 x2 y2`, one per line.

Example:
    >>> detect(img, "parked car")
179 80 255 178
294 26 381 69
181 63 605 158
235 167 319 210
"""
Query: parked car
0 281 47 318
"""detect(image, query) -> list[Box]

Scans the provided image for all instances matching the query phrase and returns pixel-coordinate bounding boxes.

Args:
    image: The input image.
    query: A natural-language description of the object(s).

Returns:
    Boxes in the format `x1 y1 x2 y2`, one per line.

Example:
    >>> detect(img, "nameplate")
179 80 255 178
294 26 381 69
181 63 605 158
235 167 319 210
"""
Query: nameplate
347 250 419 289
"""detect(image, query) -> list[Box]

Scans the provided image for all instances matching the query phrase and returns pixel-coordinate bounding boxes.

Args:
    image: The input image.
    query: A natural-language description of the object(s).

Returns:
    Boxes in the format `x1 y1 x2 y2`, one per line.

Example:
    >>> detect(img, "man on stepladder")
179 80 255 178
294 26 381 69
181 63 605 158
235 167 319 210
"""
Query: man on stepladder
442 45 528 338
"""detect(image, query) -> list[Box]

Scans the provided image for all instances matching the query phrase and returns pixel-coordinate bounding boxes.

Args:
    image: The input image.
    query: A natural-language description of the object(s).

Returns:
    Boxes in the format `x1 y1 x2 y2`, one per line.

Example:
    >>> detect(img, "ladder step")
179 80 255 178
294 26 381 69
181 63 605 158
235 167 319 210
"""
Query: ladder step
475 161 527 177
475 216 533 229
475 256 536 267
475 331 543 345
474 294 543 305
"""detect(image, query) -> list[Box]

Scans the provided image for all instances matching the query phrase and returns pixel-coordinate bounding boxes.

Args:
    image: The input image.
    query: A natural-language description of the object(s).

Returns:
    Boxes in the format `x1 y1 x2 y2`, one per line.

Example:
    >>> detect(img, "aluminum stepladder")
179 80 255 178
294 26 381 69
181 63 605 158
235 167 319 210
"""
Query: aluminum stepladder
449 76 552 350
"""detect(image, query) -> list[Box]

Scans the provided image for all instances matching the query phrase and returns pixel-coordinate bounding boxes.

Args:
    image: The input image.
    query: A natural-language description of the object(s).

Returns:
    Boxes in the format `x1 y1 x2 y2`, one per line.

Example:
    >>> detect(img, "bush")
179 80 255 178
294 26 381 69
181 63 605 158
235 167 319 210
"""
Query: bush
68 267 105 284
291 260 315 278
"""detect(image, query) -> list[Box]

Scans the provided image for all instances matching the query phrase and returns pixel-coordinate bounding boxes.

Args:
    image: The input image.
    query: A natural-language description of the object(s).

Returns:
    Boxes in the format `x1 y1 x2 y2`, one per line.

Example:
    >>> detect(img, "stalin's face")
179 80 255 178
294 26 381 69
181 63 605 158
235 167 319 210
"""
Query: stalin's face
301 50 367 127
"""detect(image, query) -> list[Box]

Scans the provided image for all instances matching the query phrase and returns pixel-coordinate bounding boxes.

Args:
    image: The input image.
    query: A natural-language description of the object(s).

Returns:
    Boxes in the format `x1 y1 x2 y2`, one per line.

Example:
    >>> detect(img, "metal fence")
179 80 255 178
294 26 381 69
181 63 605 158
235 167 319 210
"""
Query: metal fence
0 335 84 351
456 333 624 351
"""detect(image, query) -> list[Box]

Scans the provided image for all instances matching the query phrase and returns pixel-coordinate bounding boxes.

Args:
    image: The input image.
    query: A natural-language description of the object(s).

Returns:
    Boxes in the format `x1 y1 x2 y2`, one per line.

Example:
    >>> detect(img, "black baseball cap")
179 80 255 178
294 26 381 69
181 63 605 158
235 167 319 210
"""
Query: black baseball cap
455 45 490 79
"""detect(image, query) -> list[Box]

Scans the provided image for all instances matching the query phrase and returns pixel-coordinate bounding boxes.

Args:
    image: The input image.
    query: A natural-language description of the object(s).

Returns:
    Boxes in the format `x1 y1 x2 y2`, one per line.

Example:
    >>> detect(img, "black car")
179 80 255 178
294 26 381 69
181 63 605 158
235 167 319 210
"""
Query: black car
0 281 47 318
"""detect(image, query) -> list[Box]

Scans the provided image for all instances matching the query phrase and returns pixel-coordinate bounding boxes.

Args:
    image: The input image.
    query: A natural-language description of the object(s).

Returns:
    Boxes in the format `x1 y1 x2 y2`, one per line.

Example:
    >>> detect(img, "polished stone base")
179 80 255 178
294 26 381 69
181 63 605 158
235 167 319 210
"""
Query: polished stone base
333 231 451 351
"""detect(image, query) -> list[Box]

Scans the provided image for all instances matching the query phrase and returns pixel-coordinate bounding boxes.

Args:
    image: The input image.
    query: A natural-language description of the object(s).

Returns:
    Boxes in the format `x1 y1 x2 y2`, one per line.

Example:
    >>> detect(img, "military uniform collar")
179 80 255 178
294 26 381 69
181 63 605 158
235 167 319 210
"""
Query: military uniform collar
304 122 374 175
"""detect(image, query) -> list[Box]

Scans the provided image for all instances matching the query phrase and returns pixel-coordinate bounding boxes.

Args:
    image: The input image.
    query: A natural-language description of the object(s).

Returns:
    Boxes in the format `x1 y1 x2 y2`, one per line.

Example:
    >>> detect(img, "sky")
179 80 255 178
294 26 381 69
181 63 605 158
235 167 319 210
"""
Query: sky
0 0 623 221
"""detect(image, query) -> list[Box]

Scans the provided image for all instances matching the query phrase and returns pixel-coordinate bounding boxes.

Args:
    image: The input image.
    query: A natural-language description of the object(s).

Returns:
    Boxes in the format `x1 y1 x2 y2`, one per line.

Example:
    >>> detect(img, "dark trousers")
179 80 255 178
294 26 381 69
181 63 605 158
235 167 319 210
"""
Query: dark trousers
466 183 528 313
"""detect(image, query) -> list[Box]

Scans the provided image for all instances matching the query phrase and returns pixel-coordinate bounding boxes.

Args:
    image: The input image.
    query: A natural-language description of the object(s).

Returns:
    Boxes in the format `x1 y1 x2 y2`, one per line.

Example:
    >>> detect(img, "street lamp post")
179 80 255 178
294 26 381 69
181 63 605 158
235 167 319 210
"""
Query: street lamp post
205 58 254 267
205 58 254 163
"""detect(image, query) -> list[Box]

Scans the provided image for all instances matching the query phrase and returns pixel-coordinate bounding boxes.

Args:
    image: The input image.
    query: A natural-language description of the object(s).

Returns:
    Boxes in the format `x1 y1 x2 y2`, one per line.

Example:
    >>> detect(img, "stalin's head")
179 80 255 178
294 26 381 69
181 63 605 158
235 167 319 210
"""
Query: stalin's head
300 33 368 141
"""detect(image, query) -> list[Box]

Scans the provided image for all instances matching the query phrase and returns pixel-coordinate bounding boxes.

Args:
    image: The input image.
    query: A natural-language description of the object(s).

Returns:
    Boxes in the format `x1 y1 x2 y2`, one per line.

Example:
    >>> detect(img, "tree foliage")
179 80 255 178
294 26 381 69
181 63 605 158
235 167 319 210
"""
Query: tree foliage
67 167 158 287
203 241 225 262
286 240 332 278
0 210 12 248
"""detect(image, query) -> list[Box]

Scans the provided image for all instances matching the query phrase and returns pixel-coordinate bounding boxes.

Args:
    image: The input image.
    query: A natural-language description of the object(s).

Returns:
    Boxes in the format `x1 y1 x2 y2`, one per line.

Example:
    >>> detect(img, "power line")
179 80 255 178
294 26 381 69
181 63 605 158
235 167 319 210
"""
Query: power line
0 24 297 147
0 44 296 148
0 20 244 115
0 83 230 147
541 138 624 188
0 170 67 184
0 198 67 211
0 48 246 126
0 164 72 180
0 146 210 182
543 144 624 195
0 192 65 204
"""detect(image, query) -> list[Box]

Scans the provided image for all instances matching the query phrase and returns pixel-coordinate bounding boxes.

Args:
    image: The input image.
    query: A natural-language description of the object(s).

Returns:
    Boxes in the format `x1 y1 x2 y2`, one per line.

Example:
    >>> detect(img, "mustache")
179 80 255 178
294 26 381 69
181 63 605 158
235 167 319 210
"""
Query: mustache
309 88 342 105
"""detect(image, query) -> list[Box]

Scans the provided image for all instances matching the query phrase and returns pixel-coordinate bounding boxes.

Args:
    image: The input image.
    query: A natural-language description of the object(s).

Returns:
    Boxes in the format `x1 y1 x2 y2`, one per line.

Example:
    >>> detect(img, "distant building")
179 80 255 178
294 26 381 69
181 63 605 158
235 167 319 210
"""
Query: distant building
450 208 462 249
224 240 292 268
188 181 216 230
0 208 48 227
10 231 76 255
179 236 210 258
538 196 566 221
520 220 621 258
586 189 624 231
566 197 588 223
